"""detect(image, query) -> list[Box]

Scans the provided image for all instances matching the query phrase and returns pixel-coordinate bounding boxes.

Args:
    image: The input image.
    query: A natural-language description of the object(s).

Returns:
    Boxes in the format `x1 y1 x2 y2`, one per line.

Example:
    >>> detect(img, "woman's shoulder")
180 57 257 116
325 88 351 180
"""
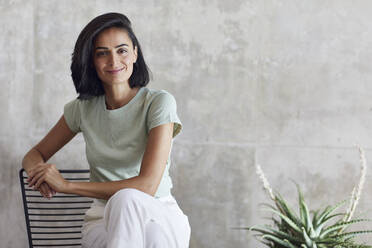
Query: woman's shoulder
141 87 178 113
142 87 176 102
64 95 103 118
65 95 102 108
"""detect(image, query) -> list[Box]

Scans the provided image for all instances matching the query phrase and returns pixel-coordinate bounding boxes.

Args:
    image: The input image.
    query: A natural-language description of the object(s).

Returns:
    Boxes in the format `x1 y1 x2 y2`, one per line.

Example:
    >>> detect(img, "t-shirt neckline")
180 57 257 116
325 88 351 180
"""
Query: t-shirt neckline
101 87 145 117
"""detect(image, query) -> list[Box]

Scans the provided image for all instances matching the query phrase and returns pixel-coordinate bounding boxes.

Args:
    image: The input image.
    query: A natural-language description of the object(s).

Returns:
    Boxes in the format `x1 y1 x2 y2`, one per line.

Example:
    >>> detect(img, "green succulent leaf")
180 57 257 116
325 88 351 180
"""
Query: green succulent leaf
262 234 298 248
320 219 372 238
331 230 372 239
275 193 303 227
316 200 348 227
302 198 316 237
302 226 314 247
268 209 303 234
251 226 303 243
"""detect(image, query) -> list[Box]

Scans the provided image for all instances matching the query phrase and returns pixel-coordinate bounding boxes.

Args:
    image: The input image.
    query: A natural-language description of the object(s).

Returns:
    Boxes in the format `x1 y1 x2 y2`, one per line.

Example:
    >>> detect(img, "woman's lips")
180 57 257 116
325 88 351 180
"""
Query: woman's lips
107 67 124 74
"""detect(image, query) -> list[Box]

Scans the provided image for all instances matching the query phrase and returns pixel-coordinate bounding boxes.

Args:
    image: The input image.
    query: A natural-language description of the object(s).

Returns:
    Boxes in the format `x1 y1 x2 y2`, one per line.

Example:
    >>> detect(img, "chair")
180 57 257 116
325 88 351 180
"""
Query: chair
19 168 93 248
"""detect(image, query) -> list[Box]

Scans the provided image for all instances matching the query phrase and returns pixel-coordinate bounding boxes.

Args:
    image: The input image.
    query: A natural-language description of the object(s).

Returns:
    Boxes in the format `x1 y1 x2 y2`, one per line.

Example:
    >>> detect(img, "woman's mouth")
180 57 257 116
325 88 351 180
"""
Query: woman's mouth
107 67 124 74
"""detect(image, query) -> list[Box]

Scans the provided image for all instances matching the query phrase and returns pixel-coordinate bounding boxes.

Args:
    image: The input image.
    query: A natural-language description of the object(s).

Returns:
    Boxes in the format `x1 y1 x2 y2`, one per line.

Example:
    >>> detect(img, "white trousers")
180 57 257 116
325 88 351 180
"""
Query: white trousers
81 188 191 248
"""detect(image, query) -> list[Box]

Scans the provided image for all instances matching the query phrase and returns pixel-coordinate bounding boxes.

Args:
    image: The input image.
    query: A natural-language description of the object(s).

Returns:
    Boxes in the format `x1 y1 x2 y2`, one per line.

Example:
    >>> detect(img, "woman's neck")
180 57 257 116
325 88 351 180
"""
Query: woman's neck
103 83 140 110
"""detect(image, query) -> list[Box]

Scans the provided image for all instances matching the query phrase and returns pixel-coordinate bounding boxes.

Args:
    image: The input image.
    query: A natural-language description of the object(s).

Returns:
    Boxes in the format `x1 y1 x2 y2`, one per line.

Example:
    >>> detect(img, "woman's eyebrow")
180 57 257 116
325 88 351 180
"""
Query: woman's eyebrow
95 43 129 50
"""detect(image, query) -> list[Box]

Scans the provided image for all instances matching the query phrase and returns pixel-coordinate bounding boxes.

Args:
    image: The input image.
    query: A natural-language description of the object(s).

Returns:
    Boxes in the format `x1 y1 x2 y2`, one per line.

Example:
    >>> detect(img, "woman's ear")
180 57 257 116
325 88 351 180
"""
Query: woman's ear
133 46 138 63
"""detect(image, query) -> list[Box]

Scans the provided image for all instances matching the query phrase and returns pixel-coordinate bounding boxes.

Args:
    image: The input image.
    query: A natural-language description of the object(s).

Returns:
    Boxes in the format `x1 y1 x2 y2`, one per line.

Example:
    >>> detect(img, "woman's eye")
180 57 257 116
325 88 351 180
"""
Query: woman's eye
96 51 107 57
118 49 128 54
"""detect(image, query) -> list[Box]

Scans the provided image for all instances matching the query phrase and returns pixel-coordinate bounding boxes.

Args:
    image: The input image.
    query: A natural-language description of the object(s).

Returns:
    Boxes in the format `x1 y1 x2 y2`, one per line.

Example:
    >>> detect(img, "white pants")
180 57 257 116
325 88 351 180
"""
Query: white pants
81 188 191 248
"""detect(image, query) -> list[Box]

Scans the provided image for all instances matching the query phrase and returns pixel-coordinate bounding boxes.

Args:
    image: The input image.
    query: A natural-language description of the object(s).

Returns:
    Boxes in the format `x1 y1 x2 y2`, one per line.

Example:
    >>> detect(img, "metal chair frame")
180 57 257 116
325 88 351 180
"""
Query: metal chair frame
19 168 93 248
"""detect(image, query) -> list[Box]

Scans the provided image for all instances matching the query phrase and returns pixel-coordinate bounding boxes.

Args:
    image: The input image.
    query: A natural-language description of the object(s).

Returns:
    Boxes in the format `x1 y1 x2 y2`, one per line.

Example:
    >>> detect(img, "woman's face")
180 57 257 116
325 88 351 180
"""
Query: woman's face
93 27 138 87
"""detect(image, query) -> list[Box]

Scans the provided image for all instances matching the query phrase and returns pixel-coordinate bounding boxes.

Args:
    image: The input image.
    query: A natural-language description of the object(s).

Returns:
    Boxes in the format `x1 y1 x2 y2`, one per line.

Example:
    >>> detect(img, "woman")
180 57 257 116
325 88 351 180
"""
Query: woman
22 12 190 248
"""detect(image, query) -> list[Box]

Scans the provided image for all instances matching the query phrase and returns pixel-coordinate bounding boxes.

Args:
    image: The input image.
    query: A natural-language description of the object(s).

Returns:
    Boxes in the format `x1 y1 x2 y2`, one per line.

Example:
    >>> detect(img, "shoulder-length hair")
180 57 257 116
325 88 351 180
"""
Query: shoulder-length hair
71 12 150 100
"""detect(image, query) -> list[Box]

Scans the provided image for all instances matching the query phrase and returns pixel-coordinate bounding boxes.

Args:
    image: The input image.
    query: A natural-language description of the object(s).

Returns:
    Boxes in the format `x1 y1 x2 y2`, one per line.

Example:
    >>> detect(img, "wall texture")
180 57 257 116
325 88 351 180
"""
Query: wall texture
2 0 372 247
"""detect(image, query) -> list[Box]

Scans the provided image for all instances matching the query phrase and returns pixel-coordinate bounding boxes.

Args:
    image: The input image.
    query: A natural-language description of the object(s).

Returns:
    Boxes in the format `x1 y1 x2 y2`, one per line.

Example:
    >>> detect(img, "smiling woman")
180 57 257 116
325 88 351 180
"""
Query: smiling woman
94 28 138 86
22 12 190 248
93 27 140 109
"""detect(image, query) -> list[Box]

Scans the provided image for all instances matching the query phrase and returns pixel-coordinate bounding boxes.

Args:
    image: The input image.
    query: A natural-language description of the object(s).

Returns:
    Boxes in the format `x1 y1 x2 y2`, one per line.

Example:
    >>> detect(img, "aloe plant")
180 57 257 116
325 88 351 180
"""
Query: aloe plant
239 146 372 248
248 186 372 248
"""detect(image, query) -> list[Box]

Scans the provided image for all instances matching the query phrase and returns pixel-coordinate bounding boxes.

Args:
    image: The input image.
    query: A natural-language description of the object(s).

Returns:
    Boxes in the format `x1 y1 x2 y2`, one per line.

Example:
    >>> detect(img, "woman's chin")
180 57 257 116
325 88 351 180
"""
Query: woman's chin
102 79 130 86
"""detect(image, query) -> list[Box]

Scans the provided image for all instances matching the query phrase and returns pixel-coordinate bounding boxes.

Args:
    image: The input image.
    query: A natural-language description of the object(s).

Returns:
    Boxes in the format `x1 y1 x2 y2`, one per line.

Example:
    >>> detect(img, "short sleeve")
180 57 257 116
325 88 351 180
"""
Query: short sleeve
63 98 81 133
147 92 182 138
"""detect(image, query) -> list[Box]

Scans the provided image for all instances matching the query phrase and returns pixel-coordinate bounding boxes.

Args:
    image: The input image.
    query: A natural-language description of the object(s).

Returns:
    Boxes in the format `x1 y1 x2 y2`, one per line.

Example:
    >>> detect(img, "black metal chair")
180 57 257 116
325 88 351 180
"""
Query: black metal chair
19 168 93 248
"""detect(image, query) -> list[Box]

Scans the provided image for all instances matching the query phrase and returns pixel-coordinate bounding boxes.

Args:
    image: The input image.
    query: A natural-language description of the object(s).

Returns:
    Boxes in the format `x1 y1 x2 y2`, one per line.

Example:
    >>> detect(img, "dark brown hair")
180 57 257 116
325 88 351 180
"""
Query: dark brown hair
71 12 150 100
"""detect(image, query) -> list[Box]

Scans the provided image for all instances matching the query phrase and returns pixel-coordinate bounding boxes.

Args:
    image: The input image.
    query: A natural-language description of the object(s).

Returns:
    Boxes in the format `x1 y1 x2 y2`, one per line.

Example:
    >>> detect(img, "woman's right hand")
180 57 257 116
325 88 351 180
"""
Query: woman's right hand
39 182 56 199
27 163 56 199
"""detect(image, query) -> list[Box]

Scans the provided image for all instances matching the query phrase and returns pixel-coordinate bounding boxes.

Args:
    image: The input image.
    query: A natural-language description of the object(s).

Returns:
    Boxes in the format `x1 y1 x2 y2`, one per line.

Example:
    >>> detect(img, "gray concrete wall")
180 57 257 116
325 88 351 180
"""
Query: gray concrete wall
2 0 372 247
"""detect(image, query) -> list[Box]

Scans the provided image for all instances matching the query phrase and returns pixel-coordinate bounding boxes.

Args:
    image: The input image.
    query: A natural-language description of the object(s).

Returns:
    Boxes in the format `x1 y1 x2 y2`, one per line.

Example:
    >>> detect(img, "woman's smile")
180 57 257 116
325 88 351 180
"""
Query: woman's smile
107 67 125 74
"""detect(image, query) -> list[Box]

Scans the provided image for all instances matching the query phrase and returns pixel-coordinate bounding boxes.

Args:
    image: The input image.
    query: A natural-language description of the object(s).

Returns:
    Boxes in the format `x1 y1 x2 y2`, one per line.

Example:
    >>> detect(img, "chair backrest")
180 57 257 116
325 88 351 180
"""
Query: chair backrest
19 168 93 248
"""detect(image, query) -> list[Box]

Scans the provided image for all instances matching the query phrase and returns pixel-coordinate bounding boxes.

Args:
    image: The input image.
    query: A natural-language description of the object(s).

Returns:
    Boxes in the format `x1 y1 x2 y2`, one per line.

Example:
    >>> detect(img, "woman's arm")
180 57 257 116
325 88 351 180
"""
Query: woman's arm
28 122 174 200
22 115 77 197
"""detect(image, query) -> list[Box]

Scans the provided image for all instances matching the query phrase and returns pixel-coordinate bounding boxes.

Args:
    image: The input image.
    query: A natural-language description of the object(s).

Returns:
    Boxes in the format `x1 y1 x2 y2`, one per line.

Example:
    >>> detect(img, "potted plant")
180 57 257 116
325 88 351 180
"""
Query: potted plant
242 146 372 248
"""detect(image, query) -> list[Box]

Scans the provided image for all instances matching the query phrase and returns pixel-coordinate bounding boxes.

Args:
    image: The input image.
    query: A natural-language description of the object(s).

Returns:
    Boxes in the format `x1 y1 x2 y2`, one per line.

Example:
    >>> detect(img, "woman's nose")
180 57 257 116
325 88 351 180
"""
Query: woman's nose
108 53 119 67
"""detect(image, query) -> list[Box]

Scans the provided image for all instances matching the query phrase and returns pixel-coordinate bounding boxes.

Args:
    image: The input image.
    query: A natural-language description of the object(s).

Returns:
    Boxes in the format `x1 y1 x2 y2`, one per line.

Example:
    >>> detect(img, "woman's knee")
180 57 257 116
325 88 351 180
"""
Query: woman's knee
104 188 144 223
145 221 169 248
108 188 146 207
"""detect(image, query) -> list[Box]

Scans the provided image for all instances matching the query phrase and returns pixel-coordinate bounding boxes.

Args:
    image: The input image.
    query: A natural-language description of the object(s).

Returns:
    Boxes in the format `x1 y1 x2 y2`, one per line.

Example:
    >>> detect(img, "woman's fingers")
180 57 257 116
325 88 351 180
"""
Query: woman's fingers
39 183 49 198
27 166 46 184
34 174 47 190
28 169 46 187
27 163 65 193
26 164 59 198
39 183 53 198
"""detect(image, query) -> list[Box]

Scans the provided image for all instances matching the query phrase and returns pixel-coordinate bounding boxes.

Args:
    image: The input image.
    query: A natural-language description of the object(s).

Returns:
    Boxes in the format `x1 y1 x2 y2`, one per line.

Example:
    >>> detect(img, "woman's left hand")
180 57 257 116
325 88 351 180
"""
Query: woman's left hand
27 163 70 193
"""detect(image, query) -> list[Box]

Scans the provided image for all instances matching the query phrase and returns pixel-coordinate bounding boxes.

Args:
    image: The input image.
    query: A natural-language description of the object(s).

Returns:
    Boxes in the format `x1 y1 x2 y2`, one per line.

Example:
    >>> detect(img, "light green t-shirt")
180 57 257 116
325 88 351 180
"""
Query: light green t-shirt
63 87 182 202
